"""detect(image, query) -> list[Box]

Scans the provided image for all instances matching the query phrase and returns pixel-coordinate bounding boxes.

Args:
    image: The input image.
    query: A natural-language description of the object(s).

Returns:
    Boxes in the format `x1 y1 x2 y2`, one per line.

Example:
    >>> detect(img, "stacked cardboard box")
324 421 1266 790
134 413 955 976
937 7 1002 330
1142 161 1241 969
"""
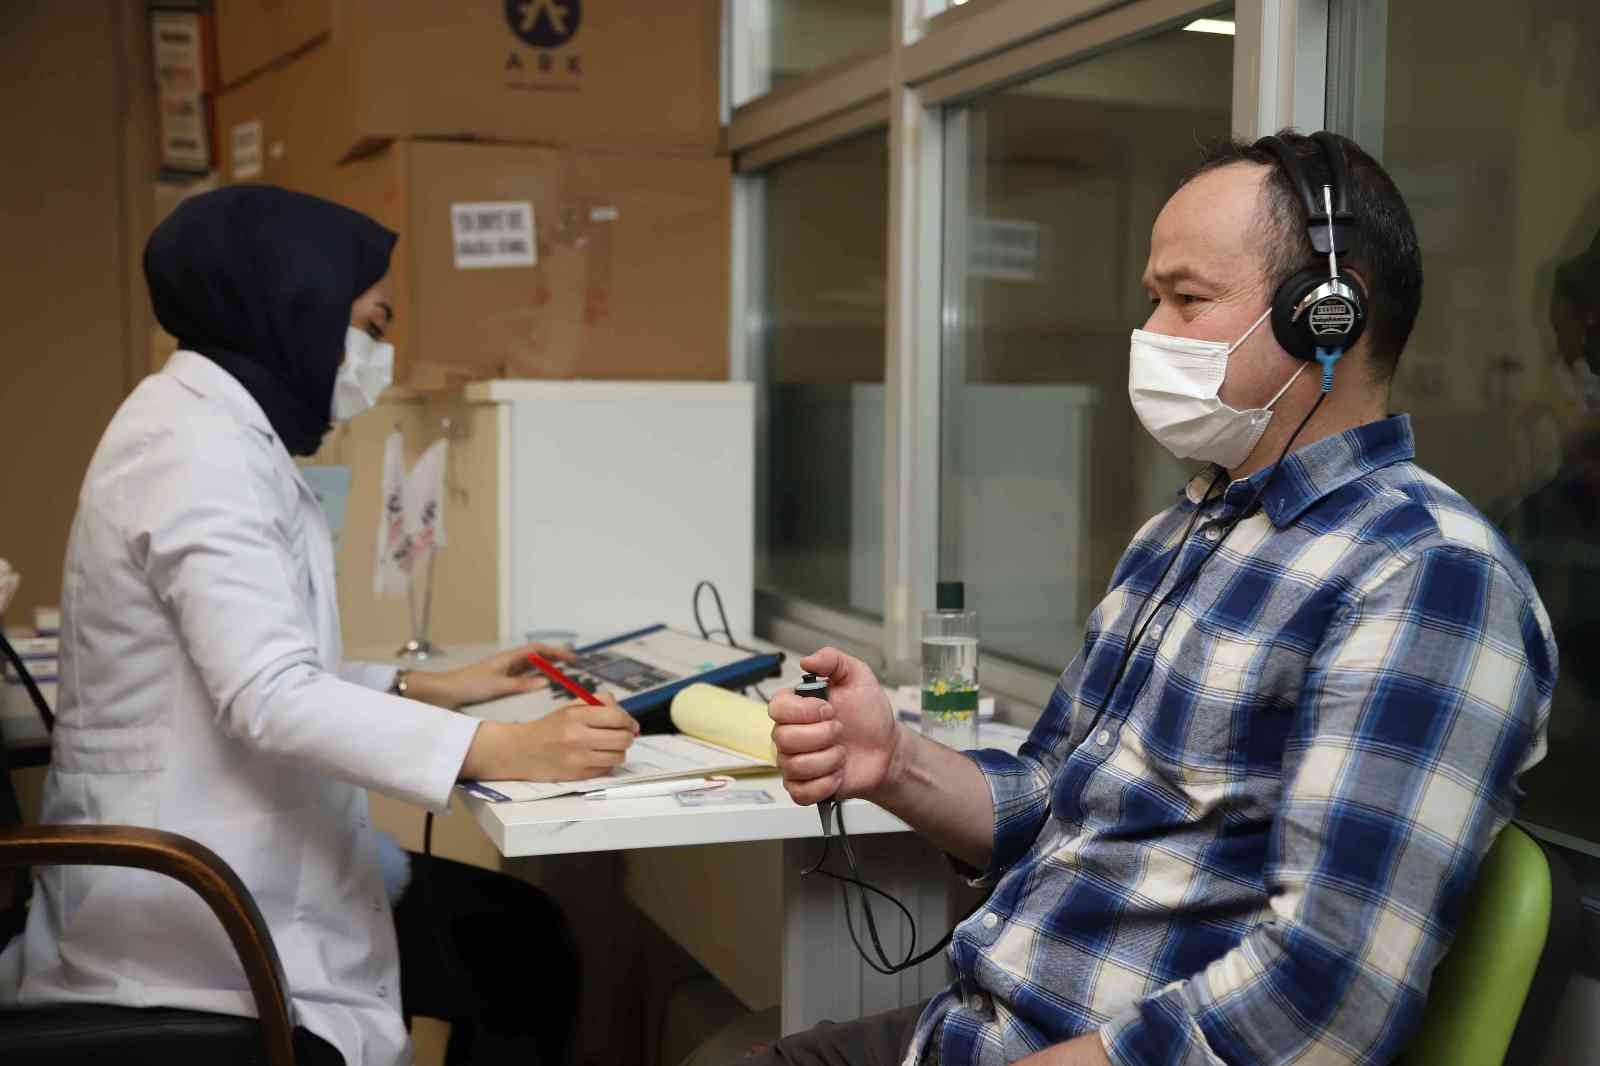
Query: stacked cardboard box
211 0 730 385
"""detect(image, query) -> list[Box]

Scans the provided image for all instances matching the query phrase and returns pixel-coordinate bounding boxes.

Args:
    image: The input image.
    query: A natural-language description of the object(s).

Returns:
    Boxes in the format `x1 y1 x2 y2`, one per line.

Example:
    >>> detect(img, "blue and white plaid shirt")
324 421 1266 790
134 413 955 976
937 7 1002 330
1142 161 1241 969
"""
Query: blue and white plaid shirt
909 415 1556 1066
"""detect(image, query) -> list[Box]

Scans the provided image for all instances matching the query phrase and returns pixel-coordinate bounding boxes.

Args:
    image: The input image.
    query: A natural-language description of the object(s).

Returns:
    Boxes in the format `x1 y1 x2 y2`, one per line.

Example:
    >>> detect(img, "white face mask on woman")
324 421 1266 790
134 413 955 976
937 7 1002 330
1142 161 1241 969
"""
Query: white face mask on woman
330 326 395 421
1127 307 1306 469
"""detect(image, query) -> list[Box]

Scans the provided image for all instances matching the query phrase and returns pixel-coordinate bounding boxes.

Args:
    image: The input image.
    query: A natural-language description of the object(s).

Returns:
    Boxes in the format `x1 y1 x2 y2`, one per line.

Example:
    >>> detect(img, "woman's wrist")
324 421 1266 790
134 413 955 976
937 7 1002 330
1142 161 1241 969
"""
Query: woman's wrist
397 668 461 710
459 720 509 780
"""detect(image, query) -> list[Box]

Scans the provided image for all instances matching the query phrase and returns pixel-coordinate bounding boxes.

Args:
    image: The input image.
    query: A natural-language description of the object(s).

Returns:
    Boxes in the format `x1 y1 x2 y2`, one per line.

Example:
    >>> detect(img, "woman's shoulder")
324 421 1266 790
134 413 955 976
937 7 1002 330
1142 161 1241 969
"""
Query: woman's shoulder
89 371 292 523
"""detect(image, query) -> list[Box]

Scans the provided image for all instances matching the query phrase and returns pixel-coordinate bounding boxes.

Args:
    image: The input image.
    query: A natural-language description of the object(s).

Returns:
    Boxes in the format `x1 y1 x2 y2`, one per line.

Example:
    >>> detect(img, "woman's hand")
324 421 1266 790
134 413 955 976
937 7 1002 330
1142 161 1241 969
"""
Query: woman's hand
404 643 576 710
461 697 640 782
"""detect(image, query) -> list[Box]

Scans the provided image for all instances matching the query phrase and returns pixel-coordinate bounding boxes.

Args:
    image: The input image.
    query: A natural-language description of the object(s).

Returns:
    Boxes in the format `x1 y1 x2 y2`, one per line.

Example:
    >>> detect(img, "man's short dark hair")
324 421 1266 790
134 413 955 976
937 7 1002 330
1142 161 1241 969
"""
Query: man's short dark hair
1185 130 1423 382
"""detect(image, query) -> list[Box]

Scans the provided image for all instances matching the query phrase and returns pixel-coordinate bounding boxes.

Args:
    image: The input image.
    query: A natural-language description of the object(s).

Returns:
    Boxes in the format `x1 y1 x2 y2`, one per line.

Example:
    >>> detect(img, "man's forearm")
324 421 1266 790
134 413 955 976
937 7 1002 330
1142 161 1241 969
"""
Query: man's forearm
867 724 995 871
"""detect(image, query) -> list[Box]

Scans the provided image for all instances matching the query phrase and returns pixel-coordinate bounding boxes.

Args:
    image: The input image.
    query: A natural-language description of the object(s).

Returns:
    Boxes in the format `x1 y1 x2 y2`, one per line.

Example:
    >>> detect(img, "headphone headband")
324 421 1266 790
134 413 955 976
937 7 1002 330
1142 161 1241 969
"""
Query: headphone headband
1254 133 1354 256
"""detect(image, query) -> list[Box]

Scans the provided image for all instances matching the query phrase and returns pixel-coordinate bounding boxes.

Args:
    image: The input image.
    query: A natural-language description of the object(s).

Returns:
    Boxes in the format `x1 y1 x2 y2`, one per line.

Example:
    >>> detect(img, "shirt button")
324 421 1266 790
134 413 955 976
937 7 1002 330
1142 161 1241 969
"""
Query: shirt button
981 911 1000 930
1204 526 1222 541
969 994 985 1012
1096 729 1112 746
1148 623 1164 640
376 984 388 999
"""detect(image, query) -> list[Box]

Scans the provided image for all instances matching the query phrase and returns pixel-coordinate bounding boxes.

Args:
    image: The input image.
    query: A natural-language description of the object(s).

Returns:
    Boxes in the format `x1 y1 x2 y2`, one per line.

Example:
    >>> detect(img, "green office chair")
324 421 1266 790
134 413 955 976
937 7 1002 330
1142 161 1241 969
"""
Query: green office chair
1398 823 1580 1066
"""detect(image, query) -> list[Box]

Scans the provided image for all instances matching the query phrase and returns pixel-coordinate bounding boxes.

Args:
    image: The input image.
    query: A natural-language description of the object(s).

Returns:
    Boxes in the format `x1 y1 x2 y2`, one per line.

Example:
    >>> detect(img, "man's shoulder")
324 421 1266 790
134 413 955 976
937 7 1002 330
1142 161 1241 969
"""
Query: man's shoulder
1315 459 1543 605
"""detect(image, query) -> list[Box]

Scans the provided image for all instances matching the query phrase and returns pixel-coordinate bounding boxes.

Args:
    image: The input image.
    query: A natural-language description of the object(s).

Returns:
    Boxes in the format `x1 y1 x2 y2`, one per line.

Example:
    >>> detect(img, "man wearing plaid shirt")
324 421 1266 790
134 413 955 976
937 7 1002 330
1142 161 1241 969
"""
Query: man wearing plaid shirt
760 131 1556 1066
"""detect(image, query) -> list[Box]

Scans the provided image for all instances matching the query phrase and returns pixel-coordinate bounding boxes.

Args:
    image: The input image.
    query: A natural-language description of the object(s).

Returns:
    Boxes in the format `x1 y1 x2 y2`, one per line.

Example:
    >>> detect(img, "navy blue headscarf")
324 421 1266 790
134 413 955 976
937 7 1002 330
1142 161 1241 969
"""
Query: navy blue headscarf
143 186 397 456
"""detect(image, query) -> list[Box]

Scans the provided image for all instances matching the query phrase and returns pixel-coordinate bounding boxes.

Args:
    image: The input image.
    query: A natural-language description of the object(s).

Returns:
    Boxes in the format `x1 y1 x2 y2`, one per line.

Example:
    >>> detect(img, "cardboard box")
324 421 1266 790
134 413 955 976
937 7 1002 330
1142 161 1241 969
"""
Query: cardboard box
216 0 332 88
215 0 722 171
326 140 729 386
214 39 341 192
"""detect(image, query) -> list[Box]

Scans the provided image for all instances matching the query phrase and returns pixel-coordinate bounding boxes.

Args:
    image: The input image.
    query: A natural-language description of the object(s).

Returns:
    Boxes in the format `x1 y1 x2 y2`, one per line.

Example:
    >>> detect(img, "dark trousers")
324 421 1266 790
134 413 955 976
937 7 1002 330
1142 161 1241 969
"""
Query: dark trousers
731 1004 929 1066
293 1025 347 1065
395 852 581 1066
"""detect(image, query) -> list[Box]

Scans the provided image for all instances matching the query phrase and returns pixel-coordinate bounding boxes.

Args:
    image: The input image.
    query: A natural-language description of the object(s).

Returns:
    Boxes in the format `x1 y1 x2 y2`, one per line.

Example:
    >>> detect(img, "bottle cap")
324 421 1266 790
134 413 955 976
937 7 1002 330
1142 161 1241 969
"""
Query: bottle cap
936 581 964 611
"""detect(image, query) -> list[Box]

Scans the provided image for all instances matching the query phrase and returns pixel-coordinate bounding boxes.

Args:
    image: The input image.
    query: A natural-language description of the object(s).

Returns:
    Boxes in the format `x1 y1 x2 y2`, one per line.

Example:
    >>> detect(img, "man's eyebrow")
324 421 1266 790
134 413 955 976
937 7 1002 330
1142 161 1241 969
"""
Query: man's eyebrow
1142 264 1218 289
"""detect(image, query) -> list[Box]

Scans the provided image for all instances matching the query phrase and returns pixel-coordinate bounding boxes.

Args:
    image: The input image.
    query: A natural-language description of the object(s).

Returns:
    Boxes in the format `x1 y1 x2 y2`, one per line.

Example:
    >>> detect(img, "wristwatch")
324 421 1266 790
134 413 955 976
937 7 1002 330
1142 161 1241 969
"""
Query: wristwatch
390 669 411 698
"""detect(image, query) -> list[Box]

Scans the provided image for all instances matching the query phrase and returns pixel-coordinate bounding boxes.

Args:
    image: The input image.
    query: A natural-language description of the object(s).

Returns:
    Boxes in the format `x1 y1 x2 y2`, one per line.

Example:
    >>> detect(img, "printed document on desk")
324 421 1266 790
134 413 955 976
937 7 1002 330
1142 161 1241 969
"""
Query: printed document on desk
461 683 777 803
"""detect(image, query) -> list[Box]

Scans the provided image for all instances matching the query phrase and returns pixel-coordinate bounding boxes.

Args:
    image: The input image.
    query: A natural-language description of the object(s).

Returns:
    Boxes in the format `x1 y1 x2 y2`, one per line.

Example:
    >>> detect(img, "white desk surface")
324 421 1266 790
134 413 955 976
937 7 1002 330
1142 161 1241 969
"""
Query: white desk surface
461 775 909 857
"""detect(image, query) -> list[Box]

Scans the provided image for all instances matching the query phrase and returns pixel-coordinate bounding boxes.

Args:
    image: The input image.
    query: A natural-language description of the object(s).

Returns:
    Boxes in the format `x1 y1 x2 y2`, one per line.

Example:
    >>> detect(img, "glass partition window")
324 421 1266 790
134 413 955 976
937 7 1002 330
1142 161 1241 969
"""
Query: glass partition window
938 17 1234 671
1331 0 1600 844
757 131 891 617
733 0 891 105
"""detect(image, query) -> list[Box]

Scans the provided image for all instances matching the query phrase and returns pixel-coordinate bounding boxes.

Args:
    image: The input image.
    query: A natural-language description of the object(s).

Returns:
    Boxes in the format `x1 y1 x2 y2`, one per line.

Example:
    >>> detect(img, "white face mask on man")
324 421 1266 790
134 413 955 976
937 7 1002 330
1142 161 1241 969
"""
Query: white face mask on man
1127 307 1307 469
331 325 395 421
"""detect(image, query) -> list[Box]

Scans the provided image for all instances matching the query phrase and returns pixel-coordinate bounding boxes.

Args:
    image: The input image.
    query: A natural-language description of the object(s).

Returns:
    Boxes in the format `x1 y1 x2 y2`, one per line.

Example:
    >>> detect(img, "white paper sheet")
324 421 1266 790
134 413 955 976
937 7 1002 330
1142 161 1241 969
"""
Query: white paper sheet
467 733 768 803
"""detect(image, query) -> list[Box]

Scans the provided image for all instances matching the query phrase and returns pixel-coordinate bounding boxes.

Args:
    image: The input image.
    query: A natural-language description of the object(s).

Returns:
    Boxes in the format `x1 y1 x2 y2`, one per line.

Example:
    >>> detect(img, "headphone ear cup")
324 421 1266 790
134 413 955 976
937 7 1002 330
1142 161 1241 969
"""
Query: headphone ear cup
1338 272 1369 352
1270 268 1327 362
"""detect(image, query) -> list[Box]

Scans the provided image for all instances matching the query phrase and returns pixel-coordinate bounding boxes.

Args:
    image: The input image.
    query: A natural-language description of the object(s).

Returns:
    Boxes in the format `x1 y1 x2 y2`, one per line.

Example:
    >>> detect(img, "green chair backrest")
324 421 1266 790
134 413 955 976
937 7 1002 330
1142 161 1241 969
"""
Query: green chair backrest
1397 824 1552 1066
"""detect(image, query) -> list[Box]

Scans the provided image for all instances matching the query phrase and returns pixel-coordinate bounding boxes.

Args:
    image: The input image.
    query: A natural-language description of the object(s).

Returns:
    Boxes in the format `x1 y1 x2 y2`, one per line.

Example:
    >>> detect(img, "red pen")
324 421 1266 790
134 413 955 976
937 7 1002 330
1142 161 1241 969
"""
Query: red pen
526 653 604 706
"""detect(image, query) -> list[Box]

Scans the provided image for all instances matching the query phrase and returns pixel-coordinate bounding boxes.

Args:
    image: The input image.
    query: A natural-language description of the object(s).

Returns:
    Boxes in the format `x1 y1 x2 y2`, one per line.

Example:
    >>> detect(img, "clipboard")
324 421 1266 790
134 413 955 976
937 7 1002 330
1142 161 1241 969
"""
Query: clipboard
466 625 783 725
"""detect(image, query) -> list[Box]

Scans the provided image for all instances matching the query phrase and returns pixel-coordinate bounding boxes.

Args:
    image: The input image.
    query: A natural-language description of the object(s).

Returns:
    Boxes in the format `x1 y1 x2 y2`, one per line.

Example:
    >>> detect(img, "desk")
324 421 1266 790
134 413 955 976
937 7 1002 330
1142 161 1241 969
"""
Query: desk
462 774 957 1035
357 640 998 1036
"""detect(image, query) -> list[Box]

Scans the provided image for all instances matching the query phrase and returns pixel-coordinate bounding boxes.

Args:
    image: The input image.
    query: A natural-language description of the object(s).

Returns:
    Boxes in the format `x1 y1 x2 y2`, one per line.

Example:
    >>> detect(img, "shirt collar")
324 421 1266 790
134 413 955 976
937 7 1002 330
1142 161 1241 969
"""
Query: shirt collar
163 350 277 442
1180 414 1416 527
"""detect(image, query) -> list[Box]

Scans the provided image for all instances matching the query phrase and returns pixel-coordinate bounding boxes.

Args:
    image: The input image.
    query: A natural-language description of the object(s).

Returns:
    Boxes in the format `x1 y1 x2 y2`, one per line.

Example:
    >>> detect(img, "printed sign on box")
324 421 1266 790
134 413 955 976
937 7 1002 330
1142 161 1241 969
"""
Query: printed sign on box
451 201 537 270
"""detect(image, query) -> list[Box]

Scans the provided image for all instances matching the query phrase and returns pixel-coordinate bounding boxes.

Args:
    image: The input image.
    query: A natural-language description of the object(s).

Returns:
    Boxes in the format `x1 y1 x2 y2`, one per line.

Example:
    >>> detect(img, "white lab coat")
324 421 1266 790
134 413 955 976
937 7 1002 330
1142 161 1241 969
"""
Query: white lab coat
0 351 480 1066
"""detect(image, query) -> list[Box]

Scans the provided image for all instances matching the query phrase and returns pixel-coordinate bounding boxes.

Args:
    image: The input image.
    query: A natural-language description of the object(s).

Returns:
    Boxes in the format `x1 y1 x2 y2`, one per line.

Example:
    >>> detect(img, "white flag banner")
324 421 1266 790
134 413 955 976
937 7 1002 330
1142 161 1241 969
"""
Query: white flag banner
403 438 449 570
374 430 411 599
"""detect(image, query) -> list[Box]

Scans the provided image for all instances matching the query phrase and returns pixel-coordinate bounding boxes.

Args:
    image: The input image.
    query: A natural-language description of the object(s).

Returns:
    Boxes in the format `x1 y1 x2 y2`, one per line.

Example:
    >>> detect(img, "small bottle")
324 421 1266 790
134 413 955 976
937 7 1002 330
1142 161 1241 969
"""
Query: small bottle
921 581 979 750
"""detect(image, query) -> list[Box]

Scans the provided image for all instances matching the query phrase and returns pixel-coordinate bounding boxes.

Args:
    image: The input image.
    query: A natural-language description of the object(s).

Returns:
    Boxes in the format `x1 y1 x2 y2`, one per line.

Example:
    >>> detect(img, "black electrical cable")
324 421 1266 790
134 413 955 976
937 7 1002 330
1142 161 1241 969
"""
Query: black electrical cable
802 800 977 974
693 579 773 701
796 674 978 975
797 387 1331 978
1076 390 1329 749
0 632 54 733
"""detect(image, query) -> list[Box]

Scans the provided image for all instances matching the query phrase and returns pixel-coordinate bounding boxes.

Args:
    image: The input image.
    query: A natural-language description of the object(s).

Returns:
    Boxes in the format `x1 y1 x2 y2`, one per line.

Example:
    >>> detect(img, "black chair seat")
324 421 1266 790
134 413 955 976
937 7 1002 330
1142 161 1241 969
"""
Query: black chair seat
0 1004 273 1064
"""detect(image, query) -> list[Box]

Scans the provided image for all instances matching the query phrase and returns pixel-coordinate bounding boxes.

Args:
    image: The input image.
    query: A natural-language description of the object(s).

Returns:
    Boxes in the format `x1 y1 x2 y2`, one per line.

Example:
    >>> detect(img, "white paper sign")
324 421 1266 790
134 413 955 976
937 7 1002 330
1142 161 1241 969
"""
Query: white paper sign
451 201 537 269
971 218 1046 282
231 119 264 180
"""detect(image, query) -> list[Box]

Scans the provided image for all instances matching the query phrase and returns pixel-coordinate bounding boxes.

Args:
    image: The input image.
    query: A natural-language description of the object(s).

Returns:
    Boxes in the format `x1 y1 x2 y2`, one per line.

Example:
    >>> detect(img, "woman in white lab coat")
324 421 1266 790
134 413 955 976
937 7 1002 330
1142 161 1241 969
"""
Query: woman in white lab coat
0 186 639 1065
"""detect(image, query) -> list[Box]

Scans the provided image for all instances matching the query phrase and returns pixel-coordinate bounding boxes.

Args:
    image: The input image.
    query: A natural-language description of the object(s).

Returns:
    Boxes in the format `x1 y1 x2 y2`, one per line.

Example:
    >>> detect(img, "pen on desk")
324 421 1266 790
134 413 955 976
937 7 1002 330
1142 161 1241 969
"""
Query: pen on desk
526 652 604 706
586 776 732 801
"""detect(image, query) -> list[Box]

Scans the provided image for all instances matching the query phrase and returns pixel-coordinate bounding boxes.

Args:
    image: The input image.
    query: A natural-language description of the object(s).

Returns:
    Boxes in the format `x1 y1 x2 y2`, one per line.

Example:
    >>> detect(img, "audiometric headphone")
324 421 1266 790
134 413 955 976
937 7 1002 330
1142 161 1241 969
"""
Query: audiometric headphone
1255 131 1368 389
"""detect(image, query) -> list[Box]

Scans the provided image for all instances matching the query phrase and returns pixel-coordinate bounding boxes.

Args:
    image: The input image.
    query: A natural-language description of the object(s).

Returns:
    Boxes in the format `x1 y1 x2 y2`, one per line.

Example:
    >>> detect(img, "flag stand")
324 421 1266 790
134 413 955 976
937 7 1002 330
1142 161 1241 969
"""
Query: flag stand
396 546 438 660
395 420 450 661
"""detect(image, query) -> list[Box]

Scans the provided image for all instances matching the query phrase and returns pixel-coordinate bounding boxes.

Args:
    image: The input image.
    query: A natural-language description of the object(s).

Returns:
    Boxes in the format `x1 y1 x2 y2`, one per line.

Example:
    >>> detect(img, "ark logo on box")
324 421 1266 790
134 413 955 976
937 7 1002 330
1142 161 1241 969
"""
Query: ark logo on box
506 0 581 48
504 0 585 84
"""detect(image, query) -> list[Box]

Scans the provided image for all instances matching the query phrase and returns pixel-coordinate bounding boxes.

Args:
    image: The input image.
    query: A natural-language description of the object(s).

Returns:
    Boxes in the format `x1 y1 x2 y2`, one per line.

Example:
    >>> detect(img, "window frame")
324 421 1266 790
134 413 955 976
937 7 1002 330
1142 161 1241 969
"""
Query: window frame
735 0 1331 710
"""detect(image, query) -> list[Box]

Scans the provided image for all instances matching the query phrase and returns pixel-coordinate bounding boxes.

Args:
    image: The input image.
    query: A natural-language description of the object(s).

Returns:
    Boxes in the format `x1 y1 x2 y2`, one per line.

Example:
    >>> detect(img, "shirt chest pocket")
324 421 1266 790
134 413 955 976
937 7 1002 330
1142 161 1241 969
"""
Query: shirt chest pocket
1127 627 1298 818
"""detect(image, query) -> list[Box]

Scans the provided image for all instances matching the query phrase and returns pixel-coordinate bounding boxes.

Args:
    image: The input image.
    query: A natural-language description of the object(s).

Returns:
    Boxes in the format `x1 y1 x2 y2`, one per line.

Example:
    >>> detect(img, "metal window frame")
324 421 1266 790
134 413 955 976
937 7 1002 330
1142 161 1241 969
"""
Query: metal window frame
733 0 1330 707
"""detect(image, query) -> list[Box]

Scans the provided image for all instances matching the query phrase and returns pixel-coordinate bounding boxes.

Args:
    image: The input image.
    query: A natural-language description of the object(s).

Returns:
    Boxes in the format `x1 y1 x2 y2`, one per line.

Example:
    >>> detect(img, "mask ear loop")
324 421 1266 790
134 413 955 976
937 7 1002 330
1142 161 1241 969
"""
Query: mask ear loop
1263 361 1310 410
1222 307 1275 357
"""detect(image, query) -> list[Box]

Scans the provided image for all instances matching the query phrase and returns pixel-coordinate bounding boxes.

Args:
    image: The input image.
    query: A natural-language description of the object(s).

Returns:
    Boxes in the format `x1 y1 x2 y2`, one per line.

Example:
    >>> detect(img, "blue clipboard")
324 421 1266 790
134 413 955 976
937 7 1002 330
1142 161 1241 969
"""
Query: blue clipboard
570 625 783 719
